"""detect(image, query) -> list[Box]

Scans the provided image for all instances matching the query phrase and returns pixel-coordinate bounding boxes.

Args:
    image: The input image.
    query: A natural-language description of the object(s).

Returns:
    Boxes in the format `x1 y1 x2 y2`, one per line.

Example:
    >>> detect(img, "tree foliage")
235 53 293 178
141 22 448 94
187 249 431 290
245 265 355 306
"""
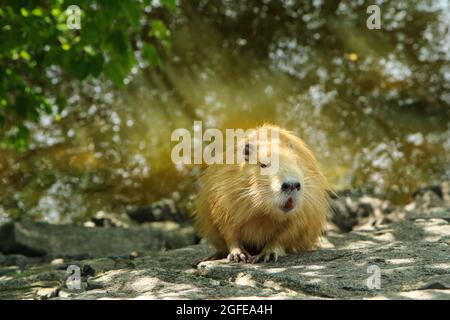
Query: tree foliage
0 0 175 150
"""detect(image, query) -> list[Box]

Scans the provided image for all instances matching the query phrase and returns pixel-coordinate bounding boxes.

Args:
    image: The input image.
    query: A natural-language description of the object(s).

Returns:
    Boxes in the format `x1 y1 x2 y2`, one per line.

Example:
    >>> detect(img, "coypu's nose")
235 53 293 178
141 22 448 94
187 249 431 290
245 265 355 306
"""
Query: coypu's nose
281 181 301 192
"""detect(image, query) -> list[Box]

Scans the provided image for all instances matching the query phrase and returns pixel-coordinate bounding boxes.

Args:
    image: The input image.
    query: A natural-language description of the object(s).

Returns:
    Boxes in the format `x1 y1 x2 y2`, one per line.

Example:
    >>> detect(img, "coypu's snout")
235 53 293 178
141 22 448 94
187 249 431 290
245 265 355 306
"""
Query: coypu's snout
279 179 302 213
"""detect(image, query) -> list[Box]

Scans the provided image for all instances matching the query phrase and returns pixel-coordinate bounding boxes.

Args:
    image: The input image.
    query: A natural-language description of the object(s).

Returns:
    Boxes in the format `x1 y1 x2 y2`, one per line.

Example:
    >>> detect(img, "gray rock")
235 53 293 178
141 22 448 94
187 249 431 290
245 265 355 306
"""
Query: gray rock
1 207 447 300
0 253 34 266
1 183 450 300
330 194 401 232
0 221 197 259
127 198 189 224
410 180 450 213
89 211 135 228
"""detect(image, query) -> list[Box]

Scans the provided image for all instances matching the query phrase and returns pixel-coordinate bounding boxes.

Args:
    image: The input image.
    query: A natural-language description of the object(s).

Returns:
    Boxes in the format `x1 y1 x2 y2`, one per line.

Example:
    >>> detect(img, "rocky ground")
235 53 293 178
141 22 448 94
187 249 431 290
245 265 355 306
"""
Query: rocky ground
0 182 449 300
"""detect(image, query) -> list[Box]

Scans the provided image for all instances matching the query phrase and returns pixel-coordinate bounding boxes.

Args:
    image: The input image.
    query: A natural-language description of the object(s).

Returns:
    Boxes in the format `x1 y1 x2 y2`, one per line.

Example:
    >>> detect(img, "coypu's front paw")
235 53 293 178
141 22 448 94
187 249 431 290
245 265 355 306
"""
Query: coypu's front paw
227 248 250 263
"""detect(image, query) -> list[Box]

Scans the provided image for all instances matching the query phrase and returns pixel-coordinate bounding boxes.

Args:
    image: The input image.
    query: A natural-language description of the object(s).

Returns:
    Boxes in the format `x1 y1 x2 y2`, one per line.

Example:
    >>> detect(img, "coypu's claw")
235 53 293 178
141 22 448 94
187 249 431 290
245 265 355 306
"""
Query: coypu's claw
250 252 278 263
227 249 250 263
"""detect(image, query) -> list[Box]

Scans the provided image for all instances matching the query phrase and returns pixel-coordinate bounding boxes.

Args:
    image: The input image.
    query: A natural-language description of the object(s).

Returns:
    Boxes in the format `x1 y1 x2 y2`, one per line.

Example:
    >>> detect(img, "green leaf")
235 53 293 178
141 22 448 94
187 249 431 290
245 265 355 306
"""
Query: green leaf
161 0 177 11
4 125 30 152
19 50 31 61
87 53 105 77
142 43 162 67
39 97 53 114
63 50 89 80
55 94 67 112
20 8 29 17
0 0 173 150
118 1 142 29
80 21 107 45
105 61 126 86
151 19 170 40
14 93 32 118
108 30 130 55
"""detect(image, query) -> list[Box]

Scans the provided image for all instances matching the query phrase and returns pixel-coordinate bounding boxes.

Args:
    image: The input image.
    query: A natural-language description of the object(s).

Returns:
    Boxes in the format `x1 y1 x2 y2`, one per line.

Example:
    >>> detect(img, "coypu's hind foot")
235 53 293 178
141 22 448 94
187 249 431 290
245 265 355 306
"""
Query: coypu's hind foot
250 247 284 263
250 252 278 263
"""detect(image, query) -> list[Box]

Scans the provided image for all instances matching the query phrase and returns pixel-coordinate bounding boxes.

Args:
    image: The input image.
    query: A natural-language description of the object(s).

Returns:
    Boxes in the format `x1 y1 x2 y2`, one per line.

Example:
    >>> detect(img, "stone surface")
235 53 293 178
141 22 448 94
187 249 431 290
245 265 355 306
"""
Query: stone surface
1 182 449 300
127 198 189 224
0 221 197 259
0 207 448 300
89 211 135 228
330 194 403 232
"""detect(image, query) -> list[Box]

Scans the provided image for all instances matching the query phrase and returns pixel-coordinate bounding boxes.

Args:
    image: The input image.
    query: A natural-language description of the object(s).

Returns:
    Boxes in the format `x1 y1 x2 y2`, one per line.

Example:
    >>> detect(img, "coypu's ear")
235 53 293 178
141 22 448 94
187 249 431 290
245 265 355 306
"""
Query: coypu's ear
244 143 255 162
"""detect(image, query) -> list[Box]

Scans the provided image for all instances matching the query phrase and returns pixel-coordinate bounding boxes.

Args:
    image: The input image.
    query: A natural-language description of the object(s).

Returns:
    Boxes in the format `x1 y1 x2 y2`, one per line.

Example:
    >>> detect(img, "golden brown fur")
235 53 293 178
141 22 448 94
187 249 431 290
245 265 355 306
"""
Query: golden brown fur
194 124 330 263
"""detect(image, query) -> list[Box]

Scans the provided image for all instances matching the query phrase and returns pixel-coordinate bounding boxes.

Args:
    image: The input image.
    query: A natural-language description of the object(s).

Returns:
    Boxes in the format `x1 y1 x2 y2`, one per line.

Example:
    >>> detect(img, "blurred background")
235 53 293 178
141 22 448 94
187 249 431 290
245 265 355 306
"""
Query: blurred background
1 0 449 224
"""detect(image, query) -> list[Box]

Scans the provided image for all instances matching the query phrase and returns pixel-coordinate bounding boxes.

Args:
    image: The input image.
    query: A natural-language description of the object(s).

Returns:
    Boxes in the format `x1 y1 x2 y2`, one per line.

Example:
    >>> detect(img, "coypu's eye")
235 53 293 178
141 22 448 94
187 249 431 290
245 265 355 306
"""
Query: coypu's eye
260 163 268 168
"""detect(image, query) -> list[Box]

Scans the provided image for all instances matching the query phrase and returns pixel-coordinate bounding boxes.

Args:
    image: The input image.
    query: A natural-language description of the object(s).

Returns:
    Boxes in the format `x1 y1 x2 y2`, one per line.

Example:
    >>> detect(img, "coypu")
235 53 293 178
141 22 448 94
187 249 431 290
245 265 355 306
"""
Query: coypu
194 124 330 263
